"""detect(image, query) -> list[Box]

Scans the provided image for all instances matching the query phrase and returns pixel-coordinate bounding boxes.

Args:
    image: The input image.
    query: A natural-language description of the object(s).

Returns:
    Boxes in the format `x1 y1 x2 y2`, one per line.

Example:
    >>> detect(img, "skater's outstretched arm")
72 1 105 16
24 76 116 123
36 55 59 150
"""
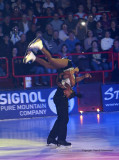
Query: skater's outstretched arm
75 73 92 83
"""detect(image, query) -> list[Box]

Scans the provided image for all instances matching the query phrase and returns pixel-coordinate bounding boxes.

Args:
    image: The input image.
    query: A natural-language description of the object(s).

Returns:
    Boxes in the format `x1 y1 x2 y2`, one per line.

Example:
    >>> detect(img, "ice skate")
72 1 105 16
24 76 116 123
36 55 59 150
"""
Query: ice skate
57 140 72 149
47 137 58 146
23 51 36 64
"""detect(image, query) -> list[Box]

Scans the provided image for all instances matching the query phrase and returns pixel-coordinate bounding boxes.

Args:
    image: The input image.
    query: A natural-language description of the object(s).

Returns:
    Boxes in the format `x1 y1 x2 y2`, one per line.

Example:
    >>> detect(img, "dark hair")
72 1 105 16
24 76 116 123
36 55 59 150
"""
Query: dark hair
91 40 99 46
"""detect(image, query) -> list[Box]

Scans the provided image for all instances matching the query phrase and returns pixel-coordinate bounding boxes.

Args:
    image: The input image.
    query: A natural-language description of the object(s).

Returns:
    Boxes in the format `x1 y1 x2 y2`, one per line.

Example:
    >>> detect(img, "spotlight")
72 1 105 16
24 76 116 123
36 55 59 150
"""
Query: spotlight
81 21 86 26
97 108 100 113
79 110 83 114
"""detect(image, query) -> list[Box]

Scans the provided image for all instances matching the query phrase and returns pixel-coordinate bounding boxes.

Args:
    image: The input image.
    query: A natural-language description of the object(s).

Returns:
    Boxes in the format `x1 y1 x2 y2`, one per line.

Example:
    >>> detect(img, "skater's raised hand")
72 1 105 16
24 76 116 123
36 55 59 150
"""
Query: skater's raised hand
85 73 92 78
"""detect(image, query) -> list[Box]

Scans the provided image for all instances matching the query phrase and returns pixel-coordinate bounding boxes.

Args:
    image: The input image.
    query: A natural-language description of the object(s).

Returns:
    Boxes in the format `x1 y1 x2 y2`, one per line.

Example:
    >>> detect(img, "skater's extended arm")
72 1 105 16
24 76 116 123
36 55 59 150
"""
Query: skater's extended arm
75 73 92 83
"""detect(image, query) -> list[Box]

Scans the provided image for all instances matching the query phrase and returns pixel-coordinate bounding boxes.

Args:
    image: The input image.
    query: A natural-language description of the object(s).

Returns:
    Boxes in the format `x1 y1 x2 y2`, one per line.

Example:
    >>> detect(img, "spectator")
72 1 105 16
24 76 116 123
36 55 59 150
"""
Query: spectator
90 5 102 21
100 12 111 31
15 33 28 56
34 1 43 17
65 12 78 32
43 0 55 11
2 15 13 35
109 39 119 70
0 65 5 76
57 7 65 21
50 30 64 54
0 25 4 43
0 0 4 11
43 23 54 42
50 12 63 31
109 20 119 39
94 21 104 41
18 14 32 34
11 47 21 87
72 43 91 71
1 34 13 59
85 0 93 13
75 18 87 46
113 40 119 65
101 30 114 51
26 23 37 43
87 13 96 31
74 4 86 19
10 25 23 45
43 7 54 30
0 10 3 25
84 30 97 51
25 0 35 9
88 40 109 72
111 39 119 82
56 0 72 13
3 2 12 16
27 8 36 24
59 44 69 58
21 2 28 14
65 31 80 53
59 23 69 41
16 0 22 9
11 6 22 23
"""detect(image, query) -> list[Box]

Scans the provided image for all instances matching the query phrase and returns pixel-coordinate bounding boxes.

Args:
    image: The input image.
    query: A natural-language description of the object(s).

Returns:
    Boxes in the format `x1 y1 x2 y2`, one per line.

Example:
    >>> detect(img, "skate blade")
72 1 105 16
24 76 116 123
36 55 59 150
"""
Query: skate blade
47 144 57 149
56 145 72 149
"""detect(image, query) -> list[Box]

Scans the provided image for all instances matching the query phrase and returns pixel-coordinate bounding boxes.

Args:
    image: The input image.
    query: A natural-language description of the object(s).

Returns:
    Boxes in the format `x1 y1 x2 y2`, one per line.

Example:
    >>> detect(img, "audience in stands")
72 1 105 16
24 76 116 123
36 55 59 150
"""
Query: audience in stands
0 0 119 87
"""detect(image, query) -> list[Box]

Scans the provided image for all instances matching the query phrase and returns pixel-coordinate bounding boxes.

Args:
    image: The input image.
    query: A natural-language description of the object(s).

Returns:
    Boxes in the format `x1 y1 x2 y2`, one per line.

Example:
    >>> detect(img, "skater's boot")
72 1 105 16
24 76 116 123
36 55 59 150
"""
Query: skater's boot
47 137 57 145
23 51 36 64
57 140 72 147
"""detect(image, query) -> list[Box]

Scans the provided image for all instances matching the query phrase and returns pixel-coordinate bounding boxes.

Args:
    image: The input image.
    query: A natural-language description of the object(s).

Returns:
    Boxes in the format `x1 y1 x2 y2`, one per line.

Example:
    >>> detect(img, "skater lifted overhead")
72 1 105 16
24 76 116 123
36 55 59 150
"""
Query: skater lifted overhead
23 37 92 147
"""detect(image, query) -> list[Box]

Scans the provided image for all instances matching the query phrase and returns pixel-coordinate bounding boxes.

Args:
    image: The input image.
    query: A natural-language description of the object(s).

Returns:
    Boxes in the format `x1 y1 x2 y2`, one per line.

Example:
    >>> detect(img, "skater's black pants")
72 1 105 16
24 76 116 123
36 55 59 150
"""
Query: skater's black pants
48 95 69 141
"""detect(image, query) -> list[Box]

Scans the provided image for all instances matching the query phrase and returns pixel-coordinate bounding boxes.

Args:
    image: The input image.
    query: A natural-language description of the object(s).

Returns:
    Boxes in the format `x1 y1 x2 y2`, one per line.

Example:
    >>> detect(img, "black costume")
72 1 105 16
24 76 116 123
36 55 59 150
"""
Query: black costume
47 59 73 146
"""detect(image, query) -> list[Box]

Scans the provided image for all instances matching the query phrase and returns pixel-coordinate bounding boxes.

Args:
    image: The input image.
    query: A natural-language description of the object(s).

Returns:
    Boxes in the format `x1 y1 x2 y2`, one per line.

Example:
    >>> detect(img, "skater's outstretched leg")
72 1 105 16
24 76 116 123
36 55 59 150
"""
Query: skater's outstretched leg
23 38 69 69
